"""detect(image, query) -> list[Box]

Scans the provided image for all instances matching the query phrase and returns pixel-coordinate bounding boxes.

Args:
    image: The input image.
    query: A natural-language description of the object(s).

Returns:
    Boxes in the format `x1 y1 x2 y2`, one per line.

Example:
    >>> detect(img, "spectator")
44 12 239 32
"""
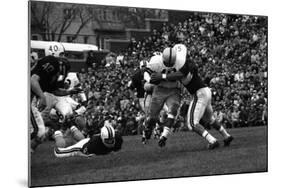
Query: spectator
86 51 98 68
75 12 267 136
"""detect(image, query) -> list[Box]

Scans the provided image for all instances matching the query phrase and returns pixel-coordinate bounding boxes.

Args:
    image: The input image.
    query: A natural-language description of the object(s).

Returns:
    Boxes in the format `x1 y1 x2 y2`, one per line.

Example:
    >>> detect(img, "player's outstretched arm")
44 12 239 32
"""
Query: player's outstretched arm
150 71 185 83
31 74 47 111
31 74 44 98
165 71 185 81
52 87 83 96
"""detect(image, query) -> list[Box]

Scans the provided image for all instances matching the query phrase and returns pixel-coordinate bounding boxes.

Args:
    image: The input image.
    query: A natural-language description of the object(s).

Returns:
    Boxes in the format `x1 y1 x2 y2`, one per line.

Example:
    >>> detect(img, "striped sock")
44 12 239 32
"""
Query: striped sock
202 130 217 144
70 126 85 141
219 126 230 139
161 126 171 138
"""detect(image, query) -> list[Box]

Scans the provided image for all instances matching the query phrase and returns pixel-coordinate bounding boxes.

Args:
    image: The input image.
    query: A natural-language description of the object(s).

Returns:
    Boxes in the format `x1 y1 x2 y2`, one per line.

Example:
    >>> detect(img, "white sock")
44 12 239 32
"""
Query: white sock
55 138 91 158
58 138 90 150
161 126 171 138
219 126 230 139
202 130 217 144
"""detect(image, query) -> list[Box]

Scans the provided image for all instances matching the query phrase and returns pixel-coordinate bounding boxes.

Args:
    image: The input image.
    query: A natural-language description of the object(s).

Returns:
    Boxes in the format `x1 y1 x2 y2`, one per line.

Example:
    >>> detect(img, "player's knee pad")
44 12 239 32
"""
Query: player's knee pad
168 103 180 117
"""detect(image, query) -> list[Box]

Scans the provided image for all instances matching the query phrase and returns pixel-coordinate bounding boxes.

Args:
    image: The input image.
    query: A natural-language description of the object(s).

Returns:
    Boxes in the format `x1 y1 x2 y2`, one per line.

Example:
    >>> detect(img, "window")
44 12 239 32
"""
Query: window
64 51 85 60
67 36 75 42
103 10 107 20
84 36 89 44
32 35 38 40
63 8 76 19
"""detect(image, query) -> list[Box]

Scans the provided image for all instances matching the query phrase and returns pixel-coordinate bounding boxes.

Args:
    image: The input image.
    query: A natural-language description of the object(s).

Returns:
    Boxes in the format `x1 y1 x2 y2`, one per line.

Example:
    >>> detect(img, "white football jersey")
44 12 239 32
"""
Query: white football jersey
144 52 177 88
65 72 80 90
173 44 187 70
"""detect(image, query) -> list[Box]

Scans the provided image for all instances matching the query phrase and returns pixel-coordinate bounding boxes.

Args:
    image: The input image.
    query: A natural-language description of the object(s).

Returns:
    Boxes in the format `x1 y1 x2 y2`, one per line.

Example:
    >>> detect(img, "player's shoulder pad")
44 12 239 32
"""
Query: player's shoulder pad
147 55 163 71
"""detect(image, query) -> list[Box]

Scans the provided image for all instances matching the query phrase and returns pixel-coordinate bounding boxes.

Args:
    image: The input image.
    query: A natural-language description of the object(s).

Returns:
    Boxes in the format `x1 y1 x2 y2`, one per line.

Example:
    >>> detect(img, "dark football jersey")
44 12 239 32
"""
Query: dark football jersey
131 68 145 98
31 56 62 93
179 61 206 94
82 131 123 155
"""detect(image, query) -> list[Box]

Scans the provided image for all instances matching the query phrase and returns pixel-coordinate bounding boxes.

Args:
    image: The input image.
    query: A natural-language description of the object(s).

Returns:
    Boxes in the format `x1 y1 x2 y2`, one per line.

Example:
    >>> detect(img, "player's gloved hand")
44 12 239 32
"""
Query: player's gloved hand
150 73 163 84
38 95 47 112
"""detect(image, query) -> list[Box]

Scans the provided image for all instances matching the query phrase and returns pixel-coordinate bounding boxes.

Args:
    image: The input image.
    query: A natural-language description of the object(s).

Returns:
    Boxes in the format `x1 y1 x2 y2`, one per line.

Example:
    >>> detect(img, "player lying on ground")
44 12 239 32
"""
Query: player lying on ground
150 45 233 149
54 123 123 157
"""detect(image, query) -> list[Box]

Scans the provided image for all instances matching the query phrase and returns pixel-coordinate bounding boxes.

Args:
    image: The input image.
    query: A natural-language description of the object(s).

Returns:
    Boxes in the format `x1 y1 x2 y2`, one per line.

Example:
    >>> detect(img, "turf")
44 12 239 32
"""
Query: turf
30 126 267 187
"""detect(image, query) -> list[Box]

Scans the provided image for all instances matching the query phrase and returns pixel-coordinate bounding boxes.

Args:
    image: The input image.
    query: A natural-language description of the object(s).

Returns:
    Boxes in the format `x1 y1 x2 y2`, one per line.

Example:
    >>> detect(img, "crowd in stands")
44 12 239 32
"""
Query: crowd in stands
78 12 267 135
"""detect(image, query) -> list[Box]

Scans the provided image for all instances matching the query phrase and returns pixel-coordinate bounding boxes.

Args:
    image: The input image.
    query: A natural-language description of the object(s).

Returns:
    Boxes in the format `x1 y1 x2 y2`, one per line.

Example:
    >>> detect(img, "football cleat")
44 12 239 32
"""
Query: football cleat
158 136 167 147
141 137 147 144
224 136 234 146
207 141 220 150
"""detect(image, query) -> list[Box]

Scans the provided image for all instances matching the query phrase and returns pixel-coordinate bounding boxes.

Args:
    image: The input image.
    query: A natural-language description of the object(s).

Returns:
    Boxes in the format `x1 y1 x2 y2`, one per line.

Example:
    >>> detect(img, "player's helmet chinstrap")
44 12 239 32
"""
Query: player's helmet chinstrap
101 124 116 148
162 47 177 67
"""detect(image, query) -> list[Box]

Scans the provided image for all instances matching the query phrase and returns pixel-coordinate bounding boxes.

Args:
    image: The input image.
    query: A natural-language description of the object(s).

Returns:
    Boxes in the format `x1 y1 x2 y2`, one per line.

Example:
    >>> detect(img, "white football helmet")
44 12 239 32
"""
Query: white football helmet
101 124 116 148
139 60 148 69
45 42 65 57
162 47 177 67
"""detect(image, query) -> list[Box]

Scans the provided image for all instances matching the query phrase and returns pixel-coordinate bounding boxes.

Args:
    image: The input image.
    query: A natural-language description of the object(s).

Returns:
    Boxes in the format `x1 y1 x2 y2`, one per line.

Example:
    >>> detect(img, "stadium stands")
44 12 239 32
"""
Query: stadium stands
78 13 267 135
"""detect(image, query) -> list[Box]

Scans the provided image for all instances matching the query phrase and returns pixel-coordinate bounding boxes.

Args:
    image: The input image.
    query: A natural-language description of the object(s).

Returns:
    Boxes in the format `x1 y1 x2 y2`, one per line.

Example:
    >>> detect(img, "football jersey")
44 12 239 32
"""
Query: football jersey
31 56 62 93
65 72 80 90
173 44 187 70
179 61 206 94
82 131 123 155
131 68 145 98
146 45 187 88
146 55 177 88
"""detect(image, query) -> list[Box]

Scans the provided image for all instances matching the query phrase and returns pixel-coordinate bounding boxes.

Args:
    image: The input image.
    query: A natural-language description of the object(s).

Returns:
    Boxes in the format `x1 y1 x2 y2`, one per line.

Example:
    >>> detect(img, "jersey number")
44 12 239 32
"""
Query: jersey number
42 63 55 73
49 45 59 52
175 45 181 52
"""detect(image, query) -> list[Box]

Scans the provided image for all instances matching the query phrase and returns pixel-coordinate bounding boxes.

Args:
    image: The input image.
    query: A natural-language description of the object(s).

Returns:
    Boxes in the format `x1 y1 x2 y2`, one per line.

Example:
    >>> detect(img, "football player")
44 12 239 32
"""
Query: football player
129 59 153 144
150 45 234 149
30 55 81 152
129 59 150 113
54 124 123 158
144 47 183 147
64 72 87 106
42 72 87 148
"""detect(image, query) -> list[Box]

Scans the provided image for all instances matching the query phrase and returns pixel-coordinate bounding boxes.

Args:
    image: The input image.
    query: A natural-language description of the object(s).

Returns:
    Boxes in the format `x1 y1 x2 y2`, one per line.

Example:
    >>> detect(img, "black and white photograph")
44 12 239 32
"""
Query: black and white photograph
28 0 268 187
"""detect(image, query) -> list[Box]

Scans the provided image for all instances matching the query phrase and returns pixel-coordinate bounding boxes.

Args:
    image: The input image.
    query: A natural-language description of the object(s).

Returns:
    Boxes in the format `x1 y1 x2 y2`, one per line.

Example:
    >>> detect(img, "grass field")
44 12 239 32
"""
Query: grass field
30 126 267 187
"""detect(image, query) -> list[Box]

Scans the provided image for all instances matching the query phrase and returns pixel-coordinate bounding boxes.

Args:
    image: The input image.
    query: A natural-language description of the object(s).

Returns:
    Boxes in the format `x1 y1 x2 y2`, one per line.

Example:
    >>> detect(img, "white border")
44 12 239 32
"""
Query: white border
1 0 280 188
